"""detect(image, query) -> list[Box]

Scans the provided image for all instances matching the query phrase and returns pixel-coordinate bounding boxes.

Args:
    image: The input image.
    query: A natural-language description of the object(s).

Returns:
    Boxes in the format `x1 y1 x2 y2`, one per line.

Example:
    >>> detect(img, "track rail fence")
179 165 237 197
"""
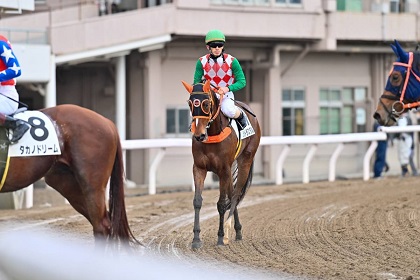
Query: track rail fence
12 125 420 209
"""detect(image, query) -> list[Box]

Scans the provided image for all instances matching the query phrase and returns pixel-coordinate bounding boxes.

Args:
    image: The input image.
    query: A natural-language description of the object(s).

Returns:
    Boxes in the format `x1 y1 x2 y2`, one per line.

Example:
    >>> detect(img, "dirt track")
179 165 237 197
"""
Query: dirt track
1 177 420 280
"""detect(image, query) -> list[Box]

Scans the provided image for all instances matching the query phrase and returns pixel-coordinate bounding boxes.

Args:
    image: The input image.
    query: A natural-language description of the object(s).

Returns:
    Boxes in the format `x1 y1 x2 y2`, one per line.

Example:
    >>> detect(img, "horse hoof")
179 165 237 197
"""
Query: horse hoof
236 234 243 241
223 237 230 245
191 241 202 249
217 237 228 246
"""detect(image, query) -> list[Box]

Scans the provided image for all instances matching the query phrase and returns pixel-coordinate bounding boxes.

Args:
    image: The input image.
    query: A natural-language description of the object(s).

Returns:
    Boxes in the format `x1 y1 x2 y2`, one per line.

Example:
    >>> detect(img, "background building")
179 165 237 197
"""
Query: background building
0 0 417 186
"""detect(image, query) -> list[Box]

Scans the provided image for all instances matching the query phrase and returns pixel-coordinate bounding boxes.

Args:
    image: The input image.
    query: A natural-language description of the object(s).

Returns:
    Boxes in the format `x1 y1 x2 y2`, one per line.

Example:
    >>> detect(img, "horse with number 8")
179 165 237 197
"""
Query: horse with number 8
0 104 138 245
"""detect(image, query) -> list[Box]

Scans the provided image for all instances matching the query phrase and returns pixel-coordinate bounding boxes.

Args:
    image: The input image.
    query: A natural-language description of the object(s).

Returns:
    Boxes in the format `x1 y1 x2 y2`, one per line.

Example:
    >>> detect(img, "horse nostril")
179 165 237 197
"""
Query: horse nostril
373 112 380 120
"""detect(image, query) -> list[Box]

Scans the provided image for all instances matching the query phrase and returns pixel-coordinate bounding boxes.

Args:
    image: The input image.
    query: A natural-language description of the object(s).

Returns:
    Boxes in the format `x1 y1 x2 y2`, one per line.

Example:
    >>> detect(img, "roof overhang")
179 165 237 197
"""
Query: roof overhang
55 34 171 65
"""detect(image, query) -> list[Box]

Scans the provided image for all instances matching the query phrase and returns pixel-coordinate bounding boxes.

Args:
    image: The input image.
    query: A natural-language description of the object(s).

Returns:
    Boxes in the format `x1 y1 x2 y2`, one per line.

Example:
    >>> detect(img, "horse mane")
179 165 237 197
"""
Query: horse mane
413 51 420 73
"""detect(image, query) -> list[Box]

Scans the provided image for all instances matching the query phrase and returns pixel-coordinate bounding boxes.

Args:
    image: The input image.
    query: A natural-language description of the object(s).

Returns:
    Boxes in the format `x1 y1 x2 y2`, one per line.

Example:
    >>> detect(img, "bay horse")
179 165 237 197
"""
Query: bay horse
0 104 138 245
374 39 420 126
182 80 261 249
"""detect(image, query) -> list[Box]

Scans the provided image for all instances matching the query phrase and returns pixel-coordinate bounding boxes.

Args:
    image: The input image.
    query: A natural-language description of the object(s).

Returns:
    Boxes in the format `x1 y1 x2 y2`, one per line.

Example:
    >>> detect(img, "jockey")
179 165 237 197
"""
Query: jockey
193 29 248 129
0 35 29 143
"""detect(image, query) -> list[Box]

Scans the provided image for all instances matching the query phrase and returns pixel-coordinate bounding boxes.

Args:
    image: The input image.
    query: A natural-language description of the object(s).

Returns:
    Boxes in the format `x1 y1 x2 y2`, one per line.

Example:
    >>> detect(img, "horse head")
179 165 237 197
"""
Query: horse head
374 40 420 126
182 80 221 142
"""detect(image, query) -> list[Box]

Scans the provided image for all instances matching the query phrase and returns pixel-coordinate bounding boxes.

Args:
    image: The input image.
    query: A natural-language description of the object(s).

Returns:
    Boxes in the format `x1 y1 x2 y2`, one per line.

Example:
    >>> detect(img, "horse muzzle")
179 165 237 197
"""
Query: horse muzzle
373 110 398 126
194 133 208 142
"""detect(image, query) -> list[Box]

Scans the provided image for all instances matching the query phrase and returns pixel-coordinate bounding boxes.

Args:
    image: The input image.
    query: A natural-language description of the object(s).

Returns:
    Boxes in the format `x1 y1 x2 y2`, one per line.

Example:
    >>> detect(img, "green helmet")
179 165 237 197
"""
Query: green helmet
205 30 225 44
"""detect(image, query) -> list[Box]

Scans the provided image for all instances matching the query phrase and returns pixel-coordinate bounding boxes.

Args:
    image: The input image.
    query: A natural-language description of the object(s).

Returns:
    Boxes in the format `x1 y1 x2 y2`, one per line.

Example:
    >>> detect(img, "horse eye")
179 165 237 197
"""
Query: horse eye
201 100 211 114
389 72 402 86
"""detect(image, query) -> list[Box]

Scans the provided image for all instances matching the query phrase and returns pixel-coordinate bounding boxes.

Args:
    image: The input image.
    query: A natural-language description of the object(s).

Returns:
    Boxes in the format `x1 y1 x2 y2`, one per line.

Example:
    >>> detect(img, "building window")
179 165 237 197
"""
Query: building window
275 0 301 4
211 0 268 4
390 0 400 13
337 0 362 11
210 0 301 6
319 87 367 134
166 107 191 136
282 88 305 135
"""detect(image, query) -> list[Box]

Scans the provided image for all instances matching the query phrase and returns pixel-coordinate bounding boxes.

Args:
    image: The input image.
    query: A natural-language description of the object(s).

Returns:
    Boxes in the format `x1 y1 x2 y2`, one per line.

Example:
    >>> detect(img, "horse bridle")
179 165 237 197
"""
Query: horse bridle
188 89 223 130
380 52 420 121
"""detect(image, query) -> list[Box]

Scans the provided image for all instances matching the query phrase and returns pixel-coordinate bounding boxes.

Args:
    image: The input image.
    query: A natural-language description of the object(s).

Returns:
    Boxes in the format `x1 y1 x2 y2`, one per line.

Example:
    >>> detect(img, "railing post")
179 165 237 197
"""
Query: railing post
276 145 290 185
303 144 318 184
149 148 166 195
329 143 344 182
363 141 378 181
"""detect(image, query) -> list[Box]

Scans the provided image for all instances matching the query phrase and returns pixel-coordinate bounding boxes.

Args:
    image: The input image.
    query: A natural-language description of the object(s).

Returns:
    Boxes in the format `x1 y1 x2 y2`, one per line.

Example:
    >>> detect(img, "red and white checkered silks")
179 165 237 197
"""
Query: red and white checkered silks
199 54 235 87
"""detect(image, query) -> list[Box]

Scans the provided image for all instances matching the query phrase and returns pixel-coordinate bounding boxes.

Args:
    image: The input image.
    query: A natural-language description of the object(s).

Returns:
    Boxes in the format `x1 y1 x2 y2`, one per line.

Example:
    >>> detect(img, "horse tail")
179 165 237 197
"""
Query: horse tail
108 135 141 246
227 161 254 219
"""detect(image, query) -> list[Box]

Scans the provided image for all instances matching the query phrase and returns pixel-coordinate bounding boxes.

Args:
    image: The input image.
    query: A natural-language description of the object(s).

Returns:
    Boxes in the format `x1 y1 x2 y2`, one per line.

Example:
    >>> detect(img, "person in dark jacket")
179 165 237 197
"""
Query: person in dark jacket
373 120 389 178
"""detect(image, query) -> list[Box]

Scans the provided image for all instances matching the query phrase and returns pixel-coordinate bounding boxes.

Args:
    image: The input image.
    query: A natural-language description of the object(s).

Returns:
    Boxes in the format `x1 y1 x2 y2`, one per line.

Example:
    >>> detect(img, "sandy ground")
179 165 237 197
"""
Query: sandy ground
1 176 420 280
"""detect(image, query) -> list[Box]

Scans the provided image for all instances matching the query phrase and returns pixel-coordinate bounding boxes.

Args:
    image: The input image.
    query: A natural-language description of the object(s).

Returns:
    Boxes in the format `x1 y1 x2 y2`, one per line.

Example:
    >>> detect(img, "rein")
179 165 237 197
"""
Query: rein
209 91 223 123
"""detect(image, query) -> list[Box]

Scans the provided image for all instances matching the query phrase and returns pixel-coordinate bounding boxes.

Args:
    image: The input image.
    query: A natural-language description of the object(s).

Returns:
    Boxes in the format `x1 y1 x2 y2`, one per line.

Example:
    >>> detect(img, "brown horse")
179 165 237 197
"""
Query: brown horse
374 40 420 125
0 104 138 245
182 80 261 249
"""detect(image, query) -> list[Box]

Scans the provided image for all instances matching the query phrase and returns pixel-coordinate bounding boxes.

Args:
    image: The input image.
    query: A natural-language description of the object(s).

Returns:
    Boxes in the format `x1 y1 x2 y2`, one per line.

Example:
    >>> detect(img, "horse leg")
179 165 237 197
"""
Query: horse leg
45 164 110 242
233 207 242 241
223 215 233 245
192 165 206 249
217 169 233 246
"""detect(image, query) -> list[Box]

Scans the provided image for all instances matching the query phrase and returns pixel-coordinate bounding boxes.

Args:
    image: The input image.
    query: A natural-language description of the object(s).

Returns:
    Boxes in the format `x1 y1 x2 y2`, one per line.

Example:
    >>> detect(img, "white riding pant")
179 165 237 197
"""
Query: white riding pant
398 133 412 166
0 85 19 115
216 91 237 118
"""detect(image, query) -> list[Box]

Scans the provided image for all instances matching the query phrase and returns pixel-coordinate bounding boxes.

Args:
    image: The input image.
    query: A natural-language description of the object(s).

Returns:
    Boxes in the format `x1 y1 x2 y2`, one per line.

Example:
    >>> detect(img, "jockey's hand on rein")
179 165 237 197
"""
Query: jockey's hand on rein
218 87 229 95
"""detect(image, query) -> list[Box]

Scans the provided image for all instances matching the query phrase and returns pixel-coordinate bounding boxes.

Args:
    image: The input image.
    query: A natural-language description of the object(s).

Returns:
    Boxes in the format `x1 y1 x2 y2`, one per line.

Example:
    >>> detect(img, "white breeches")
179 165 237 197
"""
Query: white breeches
0 86 19 115
398 133 412 166
217 91 237 118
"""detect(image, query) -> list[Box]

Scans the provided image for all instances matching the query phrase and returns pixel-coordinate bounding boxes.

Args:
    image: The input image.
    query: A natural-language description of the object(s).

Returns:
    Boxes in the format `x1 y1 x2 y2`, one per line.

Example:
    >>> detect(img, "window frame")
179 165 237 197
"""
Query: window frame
319 87 367 134
210 0 301 7
166 106 191 138
282 87 306 136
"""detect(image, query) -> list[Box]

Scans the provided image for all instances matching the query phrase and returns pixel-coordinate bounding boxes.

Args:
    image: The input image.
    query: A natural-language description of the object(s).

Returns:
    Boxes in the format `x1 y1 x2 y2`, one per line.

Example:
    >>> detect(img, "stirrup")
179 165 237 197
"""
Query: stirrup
236 112 247 129
10 122 29 143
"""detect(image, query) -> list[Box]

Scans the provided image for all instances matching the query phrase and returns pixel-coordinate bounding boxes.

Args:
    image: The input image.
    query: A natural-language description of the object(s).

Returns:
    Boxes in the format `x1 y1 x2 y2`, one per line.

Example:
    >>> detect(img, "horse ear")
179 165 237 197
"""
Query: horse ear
181 80 193 94
393 39 409 62
203 80 211 93
390 43 397 56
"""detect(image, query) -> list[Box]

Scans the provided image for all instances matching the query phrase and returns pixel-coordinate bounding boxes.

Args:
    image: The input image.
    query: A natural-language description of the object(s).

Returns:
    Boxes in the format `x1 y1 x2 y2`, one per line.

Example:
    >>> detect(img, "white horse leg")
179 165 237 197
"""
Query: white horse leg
223 216 233 245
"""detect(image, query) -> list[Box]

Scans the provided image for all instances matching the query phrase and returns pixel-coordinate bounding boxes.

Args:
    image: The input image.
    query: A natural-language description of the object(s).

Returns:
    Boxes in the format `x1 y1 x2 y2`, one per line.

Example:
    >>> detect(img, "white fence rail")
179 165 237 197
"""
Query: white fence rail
13 126 420 209
121 132 389 195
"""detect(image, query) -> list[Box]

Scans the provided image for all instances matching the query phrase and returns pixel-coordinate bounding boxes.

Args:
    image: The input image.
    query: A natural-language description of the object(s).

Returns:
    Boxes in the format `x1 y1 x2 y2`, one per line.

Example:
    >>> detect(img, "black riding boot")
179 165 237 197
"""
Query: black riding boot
4 116 30 143
401 164 409 177
236 112 247 129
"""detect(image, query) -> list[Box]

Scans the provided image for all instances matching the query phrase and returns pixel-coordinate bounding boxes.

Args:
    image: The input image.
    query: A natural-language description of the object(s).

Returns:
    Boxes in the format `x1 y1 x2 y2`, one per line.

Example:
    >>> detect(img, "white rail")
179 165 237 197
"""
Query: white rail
19 127 420 208
121 132 388 195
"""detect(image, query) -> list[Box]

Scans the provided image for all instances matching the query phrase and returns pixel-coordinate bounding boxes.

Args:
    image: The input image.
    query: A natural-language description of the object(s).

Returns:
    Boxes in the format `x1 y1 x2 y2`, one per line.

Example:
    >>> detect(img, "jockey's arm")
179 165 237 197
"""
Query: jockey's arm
193 59 204 84
0 41 21 82
228 58 246 92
